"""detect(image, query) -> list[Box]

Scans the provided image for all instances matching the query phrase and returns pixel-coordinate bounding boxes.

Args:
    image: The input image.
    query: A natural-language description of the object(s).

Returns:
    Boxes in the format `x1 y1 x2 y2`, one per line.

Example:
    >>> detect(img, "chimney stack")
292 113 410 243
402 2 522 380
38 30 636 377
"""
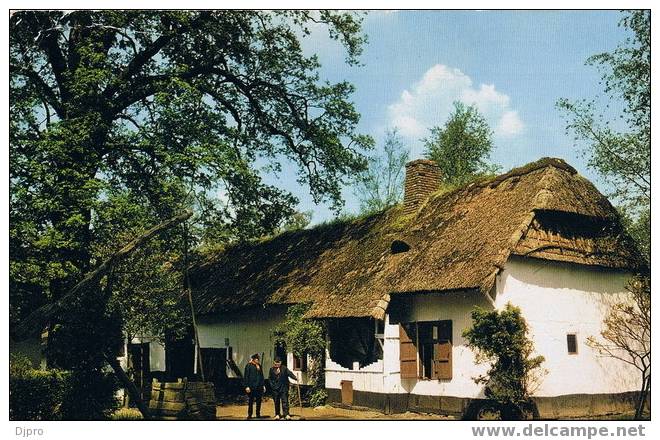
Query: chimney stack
403 159 441 214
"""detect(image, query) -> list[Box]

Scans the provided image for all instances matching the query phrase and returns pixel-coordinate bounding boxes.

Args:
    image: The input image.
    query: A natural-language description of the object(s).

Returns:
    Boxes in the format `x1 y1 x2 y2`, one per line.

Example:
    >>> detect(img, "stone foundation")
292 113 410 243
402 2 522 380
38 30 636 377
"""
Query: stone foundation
326 388 646 419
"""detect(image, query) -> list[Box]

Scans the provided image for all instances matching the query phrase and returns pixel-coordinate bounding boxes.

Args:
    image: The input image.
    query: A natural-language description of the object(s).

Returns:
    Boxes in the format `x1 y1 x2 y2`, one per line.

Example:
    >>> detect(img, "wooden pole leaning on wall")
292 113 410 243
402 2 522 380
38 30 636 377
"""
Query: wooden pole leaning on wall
183 220 205 382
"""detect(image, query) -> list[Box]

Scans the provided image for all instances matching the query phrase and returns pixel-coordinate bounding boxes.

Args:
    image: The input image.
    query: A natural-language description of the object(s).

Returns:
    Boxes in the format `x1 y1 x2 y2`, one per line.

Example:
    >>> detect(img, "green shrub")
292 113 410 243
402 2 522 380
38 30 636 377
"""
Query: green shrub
59 369 119 420
9 354 119 421
463 303 546 420
10 355 68 421
275 304 328 408
308 388 328 407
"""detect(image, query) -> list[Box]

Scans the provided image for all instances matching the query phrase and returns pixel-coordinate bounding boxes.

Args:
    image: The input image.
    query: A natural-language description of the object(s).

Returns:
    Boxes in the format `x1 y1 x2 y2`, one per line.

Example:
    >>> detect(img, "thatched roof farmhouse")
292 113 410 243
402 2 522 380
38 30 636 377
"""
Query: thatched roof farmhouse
145 157 644 419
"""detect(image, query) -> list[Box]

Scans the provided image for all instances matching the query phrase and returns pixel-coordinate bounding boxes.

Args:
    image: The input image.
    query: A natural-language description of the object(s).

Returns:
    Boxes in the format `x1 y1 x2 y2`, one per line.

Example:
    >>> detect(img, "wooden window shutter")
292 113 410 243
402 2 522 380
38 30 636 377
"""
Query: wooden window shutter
433 321 453 380
433 341 452 380
399 324 418 379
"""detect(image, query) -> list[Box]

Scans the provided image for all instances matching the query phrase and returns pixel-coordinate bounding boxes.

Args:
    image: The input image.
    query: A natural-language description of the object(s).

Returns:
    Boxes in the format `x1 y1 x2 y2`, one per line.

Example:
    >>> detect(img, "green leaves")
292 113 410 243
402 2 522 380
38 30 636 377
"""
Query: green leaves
424 101 499 186
10 10 372 333
463 303 546 408
556 10 649 259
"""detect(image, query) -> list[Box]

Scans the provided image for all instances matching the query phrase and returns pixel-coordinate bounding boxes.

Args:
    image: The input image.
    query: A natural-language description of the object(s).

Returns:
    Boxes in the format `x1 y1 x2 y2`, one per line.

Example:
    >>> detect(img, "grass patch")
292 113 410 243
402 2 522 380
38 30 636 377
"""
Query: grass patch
111 408 144 421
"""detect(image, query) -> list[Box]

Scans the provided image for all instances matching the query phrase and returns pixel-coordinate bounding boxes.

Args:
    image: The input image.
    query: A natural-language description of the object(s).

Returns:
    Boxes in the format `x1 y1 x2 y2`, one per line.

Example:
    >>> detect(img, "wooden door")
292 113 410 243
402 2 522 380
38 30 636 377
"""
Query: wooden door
201 348 228 392
341 380 353 405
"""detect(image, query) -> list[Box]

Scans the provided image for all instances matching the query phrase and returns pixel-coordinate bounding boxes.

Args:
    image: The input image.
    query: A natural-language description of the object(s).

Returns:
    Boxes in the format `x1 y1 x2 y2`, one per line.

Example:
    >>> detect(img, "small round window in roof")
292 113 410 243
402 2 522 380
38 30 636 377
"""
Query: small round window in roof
391 240 410 254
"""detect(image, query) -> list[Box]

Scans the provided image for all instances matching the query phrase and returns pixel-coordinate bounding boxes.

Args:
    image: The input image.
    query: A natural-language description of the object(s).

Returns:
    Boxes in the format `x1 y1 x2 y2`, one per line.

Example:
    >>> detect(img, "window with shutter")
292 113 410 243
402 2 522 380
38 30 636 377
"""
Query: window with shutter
399 324 418 379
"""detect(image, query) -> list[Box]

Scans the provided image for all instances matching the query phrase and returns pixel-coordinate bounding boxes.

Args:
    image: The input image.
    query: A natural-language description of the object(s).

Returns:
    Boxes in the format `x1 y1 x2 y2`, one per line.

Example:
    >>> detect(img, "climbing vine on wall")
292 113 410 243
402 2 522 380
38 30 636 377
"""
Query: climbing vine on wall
274 303 327 406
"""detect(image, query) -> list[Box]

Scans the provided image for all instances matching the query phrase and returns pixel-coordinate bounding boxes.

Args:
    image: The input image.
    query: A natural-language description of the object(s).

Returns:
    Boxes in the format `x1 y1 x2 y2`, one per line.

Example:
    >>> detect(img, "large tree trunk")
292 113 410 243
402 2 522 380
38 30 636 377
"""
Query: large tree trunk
104 351 152 420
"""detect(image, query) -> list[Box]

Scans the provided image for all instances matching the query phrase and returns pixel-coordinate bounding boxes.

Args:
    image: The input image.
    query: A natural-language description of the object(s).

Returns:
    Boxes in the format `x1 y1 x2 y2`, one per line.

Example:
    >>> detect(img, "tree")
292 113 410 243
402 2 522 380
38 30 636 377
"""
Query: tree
557 10 650 262
10 10 371 418
587 275 650 419
278 210 313 233
424 101 499 186
354 128 409 213
557 11 650 419
463 303 546 420
274 304 327 407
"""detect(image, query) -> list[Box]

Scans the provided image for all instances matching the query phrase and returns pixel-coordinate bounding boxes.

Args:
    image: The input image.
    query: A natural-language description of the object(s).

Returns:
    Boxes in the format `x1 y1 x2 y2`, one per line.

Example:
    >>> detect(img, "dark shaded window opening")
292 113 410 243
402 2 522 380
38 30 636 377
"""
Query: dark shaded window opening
328 318 383 369
391 240 411 254
567 334 578 354
274 341 287 365
293 353 307 371
418 320 452 379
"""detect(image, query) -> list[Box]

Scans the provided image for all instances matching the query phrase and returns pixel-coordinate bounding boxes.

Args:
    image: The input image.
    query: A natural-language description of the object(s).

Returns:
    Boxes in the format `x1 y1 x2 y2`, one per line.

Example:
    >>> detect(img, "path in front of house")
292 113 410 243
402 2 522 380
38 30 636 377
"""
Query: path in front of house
215 397 455 420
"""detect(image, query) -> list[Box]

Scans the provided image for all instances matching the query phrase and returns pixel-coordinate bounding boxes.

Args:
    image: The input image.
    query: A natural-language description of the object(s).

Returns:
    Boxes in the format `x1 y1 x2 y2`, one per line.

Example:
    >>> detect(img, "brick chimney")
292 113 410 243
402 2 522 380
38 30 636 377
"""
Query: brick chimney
403 159 441 214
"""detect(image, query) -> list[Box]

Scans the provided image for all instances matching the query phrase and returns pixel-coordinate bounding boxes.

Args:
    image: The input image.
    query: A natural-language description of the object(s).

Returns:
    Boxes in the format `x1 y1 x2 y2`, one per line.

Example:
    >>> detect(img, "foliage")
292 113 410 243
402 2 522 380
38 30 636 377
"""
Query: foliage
111 408 144 421
9 354 67 421
618 207 650 264
587 275 650 419
308 388 329 408
463 303 546 419
277 210 313 233
59 369 119 421
275 303 327 406
10 10 370 418
275 304 326 361
424 101 499 186
557 10 650 262
354 128 409 213
557 11 650 417
10 353 119 421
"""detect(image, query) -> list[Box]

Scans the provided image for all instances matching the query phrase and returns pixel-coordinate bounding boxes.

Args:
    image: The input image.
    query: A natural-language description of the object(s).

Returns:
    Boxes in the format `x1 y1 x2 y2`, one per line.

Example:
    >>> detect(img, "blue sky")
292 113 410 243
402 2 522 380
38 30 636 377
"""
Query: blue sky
263 10 631 224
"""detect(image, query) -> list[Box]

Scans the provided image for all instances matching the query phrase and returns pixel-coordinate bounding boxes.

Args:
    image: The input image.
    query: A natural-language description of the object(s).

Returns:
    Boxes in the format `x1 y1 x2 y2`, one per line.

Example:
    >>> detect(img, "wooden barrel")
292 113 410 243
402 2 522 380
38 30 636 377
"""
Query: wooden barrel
150 379 216 420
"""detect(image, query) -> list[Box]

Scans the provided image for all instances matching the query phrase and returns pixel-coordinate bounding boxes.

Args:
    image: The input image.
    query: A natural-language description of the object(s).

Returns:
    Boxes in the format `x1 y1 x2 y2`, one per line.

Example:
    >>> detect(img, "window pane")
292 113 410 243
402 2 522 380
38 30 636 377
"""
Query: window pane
567 334 578 354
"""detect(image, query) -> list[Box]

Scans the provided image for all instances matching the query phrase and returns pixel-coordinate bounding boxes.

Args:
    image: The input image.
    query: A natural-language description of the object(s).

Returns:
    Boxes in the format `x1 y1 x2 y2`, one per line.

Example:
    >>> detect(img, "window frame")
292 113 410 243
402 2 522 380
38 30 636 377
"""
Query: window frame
292 352 307 371
566 333 578 355
399 320 452 381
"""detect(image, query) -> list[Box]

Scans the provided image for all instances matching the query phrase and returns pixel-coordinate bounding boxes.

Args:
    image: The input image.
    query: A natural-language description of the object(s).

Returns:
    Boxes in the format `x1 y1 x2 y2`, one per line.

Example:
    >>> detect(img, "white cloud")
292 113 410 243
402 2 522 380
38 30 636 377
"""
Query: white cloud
498 110 524 137
387 64 524 140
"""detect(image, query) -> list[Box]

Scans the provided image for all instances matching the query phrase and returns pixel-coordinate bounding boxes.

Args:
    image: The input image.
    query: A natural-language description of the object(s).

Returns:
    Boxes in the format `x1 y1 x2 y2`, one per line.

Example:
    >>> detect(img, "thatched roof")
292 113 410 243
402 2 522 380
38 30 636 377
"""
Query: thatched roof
190 158 641 320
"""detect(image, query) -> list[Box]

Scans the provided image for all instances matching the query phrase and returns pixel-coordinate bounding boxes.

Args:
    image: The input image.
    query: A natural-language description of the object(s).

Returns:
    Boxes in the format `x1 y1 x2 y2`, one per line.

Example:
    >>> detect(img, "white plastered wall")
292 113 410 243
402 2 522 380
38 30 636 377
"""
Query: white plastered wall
197 306 310 384
496 256 640 396
327 257 640 399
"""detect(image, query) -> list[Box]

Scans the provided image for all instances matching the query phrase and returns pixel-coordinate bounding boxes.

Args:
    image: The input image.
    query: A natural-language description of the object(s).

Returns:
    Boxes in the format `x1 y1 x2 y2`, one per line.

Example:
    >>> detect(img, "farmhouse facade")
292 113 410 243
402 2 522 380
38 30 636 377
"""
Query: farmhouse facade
141 158 643 417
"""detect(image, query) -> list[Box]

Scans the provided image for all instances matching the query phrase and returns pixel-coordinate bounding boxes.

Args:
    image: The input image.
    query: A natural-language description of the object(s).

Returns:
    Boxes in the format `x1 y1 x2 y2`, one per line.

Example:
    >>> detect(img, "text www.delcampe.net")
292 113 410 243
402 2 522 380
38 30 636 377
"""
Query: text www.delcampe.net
471 424 647 438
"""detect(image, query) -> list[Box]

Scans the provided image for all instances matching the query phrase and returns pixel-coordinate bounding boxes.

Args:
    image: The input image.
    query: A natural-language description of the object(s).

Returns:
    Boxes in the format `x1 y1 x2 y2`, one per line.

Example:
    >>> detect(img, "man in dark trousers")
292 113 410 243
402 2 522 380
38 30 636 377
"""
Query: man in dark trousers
268 356 298 420
243 353 265 419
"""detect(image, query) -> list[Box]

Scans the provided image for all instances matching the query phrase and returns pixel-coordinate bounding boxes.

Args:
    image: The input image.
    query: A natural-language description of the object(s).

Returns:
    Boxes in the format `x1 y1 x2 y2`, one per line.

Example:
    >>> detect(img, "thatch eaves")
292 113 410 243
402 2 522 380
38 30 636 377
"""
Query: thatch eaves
189 157 641 320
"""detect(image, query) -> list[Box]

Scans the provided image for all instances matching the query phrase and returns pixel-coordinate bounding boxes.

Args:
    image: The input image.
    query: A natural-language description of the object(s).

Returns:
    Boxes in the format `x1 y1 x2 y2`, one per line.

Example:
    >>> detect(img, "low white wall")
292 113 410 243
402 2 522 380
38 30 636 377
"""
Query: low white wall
325 355 385 393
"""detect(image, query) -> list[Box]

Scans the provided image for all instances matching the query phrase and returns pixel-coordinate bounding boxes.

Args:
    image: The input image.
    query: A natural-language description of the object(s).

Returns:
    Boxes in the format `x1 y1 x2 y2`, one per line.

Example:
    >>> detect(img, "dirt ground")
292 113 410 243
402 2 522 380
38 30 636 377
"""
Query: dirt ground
215 397 454 420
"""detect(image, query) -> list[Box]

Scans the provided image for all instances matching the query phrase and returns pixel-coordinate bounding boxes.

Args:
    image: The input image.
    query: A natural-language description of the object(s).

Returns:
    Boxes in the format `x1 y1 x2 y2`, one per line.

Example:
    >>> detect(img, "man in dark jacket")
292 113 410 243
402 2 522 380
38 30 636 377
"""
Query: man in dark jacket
243 353 265 419
268 357 298 420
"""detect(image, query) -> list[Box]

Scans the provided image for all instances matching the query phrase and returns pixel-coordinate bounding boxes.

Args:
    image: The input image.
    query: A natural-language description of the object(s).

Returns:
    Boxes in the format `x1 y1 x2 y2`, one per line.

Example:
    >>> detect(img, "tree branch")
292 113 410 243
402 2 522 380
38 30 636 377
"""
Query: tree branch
10 64 65 118
14 210 193 338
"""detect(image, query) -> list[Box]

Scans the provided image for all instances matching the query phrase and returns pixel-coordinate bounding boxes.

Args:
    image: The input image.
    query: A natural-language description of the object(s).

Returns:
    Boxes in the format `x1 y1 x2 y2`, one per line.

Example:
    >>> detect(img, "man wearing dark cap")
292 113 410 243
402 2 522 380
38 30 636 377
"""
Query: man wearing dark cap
243 353 265 419
268 356 298 420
